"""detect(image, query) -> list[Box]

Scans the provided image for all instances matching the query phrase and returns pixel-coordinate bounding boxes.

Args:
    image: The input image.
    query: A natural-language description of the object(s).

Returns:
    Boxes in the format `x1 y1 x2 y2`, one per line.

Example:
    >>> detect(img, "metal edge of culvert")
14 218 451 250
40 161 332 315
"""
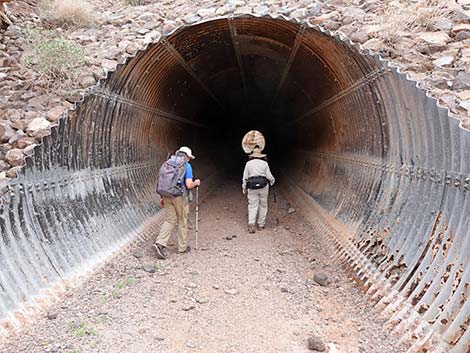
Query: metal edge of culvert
0 12 465 345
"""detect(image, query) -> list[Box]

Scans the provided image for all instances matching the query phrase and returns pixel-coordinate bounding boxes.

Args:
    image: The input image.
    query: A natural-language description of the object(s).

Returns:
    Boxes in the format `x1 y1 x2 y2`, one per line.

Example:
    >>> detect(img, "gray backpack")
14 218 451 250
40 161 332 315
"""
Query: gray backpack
156 155 186 197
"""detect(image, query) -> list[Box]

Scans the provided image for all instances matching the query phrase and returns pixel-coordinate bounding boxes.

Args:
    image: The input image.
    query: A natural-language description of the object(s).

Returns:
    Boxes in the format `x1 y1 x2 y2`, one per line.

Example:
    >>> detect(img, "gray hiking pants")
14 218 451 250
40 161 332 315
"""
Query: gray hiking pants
247 185 269 227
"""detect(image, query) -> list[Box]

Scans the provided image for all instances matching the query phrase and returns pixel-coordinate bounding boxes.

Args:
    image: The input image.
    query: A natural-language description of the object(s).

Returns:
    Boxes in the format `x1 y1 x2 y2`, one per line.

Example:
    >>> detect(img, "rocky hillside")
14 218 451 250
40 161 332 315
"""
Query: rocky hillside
0 0 469 188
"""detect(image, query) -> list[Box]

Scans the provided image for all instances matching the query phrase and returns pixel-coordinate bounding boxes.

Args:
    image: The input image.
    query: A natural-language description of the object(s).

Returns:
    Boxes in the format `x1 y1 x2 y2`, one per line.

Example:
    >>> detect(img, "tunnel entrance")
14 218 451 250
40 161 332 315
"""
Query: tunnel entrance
2 15 470 353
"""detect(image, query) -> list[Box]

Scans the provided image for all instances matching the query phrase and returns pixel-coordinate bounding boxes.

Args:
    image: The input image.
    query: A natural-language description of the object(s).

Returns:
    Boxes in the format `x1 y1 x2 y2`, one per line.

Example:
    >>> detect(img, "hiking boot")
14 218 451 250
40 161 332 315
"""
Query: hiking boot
178 246 191 254
248 225 256 234
153 243 167 259
257 224 265 231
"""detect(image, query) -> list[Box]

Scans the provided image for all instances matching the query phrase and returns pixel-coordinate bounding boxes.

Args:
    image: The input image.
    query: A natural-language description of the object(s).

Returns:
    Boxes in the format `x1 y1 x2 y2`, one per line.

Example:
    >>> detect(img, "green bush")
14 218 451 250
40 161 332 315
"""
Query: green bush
22 27 86 89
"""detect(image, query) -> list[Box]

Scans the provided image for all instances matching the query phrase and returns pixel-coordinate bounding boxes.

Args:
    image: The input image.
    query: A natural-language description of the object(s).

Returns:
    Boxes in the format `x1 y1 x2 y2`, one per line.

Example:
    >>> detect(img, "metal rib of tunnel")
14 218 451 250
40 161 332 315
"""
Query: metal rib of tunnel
1 14 470 352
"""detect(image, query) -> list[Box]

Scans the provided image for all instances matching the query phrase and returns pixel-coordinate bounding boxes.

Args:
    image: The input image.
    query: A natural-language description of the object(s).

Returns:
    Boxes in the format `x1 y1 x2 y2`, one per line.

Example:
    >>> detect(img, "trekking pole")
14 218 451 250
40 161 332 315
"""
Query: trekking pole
195 186 199 251
272 186 279 226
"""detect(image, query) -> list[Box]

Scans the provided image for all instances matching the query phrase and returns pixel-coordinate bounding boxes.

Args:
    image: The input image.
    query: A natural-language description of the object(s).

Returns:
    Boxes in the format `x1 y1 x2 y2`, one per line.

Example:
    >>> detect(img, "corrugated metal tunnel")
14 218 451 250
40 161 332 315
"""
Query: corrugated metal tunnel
1 15 470 352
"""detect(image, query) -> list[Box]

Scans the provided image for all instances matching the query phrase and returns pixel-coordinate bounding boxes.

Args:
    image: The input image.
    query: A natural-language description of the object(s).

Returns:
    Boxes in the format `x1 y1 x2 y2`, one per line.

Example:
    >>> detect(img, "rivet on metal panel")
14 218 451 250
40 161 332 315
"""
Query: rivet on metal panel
445 175 451 186
464 177 470 191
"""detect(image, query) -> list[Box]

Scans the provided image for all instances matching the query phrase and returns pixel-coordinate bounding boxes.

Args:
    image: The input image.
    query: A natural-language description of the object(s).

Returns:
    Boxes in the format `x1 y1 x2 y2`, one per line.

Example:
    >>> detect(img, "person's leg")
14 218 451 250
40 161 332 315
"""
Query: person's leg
175 196 190 252
257 186 269 229
247 189 259 233
154 197 177 258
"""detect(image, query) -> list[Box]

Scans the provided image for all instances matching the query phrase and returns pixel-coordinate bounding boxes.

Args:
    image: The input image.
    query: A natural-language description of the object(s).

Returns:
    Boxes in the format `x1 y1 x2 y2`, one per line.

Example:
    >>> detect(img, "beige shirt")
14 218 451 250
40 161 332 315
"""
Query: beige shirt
242 158 275 190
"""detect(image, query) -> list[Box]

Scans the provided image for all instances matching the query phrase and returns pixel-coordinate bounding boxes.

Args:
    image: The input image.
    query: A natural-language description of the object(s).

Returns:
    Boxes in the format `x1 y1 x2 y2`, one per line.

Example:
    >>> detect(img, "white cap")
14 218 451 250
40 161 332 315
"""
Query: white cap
176 146 195 159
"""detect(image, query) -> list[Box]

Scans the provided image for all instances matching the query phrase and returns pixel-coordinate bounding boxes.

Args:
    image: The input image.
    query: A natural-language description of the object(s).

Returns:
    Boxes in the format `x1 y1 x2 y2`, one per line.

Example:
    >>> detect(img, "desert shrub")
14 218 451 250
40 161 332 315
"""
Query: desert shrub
377 0 452 45
22 27 86 90
38 0 94 28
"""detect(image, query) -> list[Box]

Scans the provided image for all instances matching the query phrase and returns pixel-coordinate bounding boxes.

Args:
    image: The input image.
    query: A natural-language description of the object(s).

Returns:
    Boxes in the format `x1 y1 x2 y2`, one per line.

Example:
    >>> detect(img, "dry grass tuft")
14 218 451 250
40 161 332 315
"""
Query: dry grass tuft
22 27 86 91
38 0 94 28
377 0 453 45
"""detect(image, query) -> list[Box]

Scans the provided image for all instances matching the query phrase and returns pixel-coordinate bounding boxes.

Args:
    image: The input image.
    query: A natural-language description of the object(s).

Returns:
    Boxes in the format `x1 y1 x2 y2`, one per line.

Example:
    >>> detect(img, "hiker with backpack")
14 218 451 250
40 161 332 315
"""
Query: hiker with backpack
154 146 201 259
242 146 275 234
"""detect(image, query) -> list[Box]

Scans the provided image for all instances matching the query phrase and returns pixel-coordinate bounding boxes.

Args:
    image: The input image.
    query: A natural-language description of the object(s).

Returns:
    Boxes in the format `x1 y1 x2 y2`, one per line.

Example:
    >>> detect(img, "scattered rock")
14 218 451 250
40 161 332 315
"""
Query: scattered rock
26 118 51 138
349 30 369 44
287 207 296 214
47 312 58 320
0 122 15 143
79 75 96 88
307 3 322 17
6 166 20 178
290 8 307 19
17 137 36 149
225 235 233 240
182 304 196 311
11 120 26 131
27 95 50 109
46 105 68 123
433 56 454 67
341 7 366 24
459 99 470 111
185 341 197 348
322 20 341 31
132 249 143 258
451 23 470 36
313 273 331 287
453 71 470 90
253 5 270 16
143 264 156 273
280 287 289 293
224 288 239 295
0 160 10 171
307 335 326 351
101 59 118 72
5 148 24 167
417 31 450 46
212 284 220 290
195 297 209 304
188 282 197 289
197 8 216 18
182 14 201 24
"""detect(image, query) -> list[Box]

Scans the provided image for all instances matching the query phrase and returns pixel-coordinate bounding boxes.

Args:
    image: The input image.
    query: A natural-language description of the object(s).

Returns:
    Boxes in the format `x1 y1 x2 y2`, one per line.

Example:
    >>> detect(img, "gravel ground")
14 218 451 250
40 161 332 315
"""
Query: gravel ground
0 183 407 353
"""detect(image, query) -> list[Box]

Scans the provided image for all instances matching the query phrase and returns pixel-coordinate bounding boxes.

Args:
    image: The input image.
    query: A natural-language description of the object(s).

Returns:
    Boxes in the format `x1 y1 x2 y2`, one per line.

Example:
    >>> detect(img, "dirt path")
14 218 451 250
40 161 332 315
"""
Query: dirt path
0 183 405 353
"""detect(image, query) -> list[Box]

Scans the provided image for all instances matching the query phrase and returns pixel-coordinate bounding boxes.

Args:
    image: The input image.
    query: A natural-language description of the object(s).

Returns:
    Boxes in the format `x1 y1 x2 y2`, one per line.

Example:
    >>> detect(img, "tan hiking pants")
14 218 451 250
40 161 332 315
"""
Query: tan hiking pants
247 185 269 227
155 196 189 252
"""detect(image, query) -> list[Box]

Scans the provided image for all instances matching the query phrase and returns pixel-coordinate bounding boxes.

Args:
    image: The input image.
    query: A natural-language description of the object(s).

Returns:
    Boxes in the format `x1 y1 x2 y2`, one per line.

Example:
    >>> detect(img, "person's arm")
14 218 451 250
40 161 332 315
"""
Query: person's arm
186 178 200 189
242 162 249 194
184 163 201 189
266 163 275 186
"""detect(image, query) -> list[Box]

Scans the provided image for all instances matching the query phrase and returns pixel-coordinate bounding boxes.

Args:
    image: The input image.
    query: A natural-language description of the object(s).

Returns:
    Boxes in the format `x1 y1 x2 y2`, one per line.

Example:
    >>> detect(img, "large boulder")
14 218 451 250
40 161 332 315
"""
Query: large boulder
26 117 51 138
0 120 15 142
5 148 24 167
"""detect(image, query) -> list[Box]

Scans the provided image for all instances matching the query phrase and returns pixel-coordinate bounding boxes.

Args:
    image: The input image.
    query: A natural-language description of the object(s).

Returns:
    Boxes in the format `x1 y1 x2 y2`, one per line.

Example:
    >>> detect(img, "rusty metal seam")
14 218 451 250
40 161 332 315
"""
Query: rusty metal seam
290 67 389 125
273 24 306 100
228 16 247 100
161 38 223 108
89 89 207 128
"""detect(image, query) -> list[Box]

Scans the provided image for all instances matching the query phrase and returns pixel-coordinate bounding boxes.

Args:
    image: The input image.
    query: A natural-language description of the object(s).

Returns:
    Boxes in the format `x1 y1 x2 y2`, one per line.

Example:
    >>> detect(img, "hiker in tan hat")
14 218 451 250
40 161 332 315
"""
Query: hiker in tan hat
242 146 275 233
